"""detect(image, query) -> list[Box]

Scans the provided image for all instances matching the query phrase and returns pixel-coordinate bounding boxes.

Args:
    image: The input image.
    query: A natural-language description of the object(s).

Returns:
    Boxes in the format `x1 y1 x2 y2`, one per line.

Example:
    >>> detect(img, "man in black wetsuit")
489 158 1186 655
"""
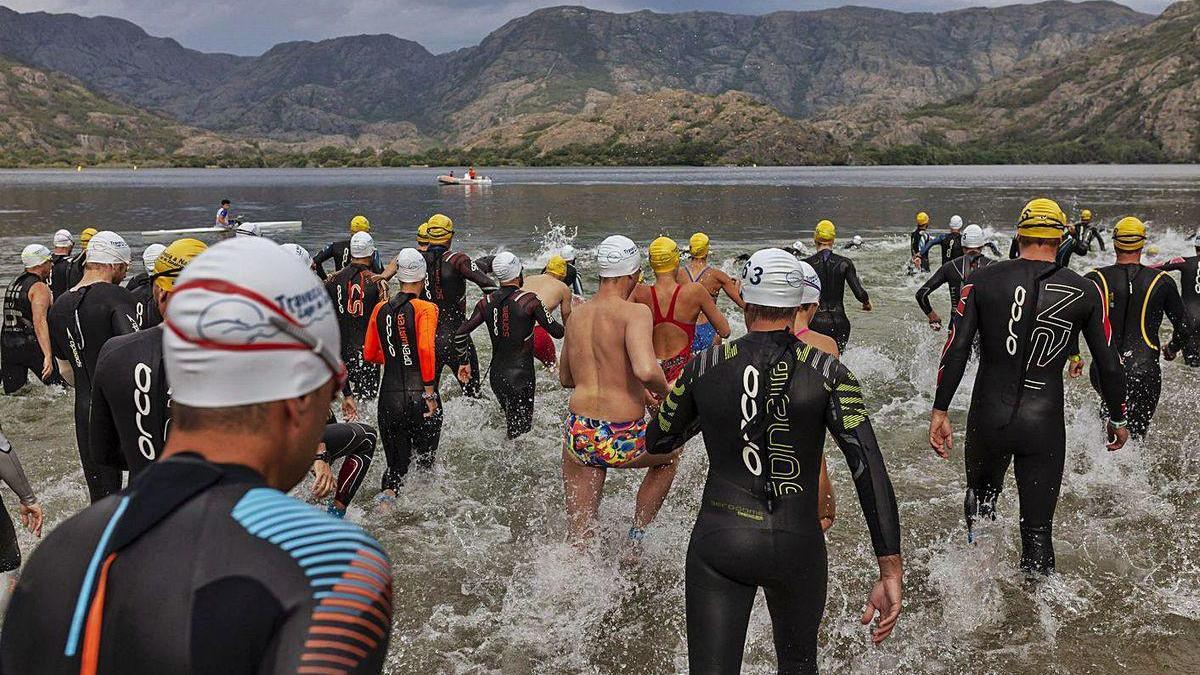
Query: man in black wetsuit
1085 217 1192 438
647 247 902 674
910 211 932 272
916 224 995 331
1155 234 1200 367
1078 209 1106 252
62 227 97 291
557 244 585 297
125 243 165 329
2 245 56 394
47 229 73 300
326 231 387 399
930 198 1129 577
455 252 565 439
48 231 139 503
804 219 871 352
312 214 382 279
1 237 393 674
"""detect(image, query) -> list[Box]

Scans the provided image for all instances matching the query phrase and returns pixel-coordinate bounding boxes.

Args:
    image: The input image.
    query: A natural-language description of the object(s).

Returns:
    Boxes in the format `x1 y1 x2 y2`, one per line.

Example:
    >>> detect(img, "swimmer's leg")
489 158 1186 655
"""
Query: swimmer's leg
1125 368 1162 439
765 538 826 675
562 447 606 544
632 459 680 532
963 431 1011 543
1012 427 1066 577
685 539 757 674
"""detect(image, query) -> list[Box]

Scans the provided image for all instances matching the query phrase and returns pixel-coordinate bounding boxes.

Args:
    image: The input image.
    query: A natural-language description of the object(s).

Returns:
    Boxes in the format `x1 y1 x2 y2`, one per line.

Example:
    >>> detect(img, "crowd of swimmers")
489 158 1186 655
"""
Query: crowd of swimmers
0 195 1194 673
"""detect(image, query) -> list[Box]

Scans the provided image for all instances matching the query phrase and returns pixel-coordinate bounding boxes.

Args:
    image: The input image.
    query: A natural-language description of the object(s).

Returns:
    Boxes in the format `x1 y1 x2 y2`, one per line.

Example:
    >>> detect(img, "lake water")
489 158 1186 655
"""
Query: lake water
0 166 1198 674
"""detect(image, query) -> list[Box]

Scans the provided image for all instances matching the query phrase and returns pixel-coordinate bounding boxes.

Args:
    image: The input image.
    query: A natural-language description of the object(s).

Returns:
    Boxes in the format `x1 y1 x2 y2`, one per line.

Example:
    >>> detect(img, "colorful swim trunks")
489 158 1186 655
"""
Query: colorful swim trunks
691 322 718 354
563 413 648 468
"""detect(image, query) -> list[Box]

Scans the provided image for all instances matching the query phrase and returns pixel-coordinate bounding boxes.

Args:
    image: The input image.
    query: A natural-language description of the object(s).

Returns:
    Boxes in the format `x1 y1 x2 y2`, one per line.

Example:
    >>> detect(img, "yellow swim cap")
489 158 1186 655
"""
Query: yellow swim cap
545 255 567 278
1081 209 1093 223
80 227 98 248
1113 216 1147 251
416 222 431 244
1017 198 1067 239
425 213 454 243
916 212 930 226
648 236 681 274
689 233 710 258
153 238 207 292
349 215 370 233
814 220 836 243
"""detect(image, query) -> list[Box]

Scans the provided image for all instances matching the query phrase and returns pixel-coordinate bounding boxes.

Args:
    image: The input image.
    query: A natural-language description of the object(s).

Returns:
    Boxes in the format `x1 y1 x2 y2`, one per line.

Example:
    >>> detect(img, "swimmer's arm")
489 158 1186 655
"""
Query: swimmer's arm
111 293 140 336
818 456 836 529
1161 277 1192 354
918 234 943 258
914 265 946 317
558 284 572 323
558 333 574 388
1153 257 1187 272
1081 282 1127 423
56 358 75 387
717 270 746 309
695 286 731 338
416 304 439 386
628 306 669 397
932 283 979 411
29 282 52 363
362 303 386 365
0 432 36 506
646 359 701 454
532 298 564 340
457 254 499 293
984 242 1002 258
311 242 337 280
846 260 870 306
453 299 489 364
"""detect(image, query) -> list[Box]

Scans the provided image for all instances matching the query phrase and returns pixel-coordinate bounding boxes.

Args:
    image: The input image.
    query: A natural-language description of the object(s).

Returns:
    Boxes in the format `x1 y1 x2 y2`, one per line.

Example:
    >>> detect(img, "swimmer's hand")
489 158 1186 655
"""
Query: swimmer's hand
862 300 873 312
929 409 952 459
863 555 903 645
40 354 53 381
456 365 471 385
1163 343 1178 361
19 502 42 538
310 458 335 499
1106 422 1130 451
1068 357 1085 379
341 395 359 422
424 397 440 419
927 312 942 331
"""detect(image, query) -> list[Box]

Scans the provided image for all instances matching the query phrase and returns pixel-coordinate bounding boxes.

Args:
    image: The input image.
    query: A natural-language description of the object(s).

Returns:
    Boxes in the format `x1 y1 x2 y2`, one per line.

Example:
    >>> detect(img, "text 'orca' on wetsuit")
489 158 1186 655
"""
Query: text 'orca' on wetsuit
2 271 47 393
1156 254 1200 366
420 247 497 395
647 331 900 674
364 293 440 491
1085 264 1191 438
916 252 995 318
935 258 1126 575
457 287 564 438
804 249 869 352
326 263 386 398
90 325 169 477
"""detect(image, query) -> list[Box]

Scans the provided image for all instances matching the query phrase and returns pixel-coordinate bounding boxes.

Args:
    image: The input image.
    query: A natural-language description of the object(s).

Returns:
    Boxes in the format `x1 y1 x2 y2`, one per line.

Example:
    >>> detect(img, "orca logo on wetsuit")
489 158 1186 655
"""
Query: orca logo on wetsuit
764 360 801 495
740 365 762 476
1006 286 1026 355
1028 284 1083 368
133 362 155 460
385 313 413 366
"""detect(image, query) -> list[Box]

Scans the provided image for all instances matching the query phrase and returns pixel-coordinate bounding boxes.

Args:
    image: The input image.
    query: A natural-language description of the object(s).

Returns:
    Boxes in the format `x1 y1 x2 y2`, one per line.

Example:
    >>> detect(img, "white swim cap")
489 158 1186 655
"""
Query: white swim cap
852 235 863 245
234 222 261 237
560 244 578 261
53 229 73 247
163 238 344 408
86 231 132 265
142 243 166 272
596 235 641 278
962 224 986 249
740 248 808 308
492 251 522 282
21 244 51 269
797 260 822 305
281 243 312 266
350 231 376 258
950 215 964 231
393 248 427 283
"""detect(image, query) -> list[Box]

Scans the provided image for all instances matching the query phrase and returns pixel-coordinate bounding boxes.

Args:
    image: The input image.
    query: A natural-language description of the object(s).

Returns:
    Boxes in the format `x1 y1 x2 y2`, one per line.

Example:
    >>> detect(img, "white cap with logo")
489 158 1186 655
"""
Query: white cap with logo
596 235 641 278
740 248 810 308
492 251 522 282
86 231 132 265
350 232 376 258
142 244 167 272
962 224 987 249
950 215 964 231
163 238 344 408
53 229 73 248
21 244 51 269
393 248 427 283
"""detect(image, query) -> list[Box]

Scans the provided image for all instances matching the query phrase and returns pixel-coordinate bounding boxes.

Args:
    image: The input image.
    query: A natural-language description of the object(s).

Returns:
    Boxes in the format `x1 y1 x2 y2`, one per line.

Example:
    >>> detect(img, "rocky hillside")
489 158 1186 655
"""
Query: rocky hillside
838 0 1200 162
0 2 1150 141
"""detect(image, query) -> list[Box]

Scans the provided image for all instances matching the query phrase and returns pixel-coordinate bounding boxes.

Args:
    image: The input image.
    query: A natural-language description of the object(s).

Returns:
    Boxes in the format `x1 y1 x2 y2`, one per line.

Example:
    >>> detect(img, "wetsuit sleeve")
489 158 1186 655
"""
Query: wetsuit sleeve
1080 280 1127 423
416 303 438 386
915 264 948 316
531 297 565 339
1009 238 1019 260
933 282 979 411
88 351 127 471
109 290 140 336
826 364 901 557
362 303 386 365
453 254 499 292
0 431 36 505
985 242 1002 257
1160 276 1192 353
845 260 869 304
919 234 944 258
646 358 702 454
910 231 920 257
312 243 336 280
1155 257 1187 272
454 298 489 362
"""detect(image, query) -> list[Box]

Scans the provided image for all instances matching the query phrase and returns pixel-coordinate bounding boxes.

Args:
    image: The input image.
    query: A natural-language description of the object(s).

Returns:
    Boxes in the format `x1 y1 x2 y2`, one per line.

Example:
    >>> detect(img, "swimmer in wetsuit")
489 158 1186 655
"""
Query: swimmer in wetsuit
920 215 965 267
47 229 73 300
1084 217 1192 439
364 248 442 501
522 255 574 368
805 220 871 352
325 232 387 399
0 423 43 617
556 244 585 297
2 246 56 394
677 232 745 354
455 252 565 439
61 227 97 292
910 211 933 272
930 198 1130 577
1078 209 1106 252
48 231 139 503
1 238 393 674
647 248 903 674
312 214 382 280
126 243 165 329
915 224 996 331
1153 234 1200 367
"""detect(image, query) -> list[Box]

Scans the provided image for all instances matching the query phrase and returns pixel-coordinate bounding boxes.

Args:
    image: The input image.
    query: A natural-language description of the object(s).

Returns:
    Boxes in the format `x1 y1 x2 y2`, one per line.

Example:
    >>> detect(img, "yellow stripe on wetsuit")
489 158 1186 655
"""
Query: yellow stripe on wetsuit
1141 271 1166 350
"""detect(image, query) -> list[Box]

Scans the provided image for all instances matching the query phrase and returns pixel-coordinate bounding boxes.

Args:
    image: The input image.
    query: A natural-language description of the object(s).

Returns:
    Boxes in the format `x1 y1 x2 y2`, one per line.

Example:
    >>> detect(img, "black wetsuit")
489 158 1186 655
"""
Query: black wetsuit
456 287 564 438
922 232 962 266
935 259 1127 575
911 228 932 271
1 272 49 394
1056 232 1090 268
561 262 584 296
326 263 386 399
1080 223 1106 252
318 421 377 508
125 272 161 329
804 249 869 352
420 246 497 396
915 252 995 319
313 239 383 280
48 282 139 502
48 253 73 300
90 326 170 477
1156 254 1200 366
647 331 901 674
63 251 86 290
0 426 36 573
1085 264 1191 438
0 454 393 674
364 293 441 491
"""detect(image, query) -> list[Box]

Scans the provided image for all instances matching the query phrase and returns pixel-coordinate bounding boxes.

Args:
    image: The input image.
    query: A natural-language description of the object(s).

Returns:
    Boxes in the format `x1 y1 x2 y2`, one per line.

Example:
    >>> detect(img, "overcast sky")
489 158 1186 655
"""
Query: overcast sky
3 0 1173 55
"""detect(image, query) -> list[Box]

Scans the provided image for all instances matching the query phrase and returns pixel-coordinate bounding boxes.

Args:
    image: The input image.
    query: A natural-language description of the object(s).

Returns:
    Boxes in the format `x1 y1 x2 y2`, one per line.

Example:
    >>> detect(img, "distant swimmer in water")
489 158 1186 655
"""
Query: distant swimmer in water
0 423 43 617
126 243 165 329
456 252 565 439
1085 217 1192 439
1078 209 1106 252
47 229 73 301
804 220 871 352
910 211 932 272
325 231 387 399
677 233 744 354
920 215 964 267
2 245 56 394
1153 230 1200 366
1 238 394 674
930 198 1129 577
551 244 585 297
48 231 139 503
559 235 676 544
313 214 381 280
521 254 574 368
915 224 996 331
843 234 864 250
647 248 903 674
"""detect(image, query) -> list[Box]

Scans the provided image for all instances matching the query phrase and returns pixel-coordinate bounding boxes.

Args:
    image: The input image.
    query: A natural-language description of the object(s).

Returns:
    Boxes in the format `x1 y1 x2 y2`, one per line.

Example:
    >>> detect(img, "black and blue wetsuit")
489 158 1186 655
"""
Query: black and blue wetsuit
935 258 1127 575
804 249 869 352
915 252 995 320
648 330 901 674
911 228 932 271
